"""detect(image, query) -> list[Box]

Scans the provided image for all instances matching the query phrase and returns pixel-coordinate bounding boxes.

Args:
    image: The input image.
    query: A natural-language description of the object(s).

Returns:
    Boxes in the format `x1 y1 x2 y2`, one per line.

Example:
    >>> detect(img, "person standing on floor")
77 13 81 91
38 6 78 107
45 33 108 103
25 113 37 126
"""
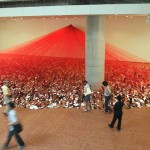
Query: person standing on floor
2 102 25 150
1 80 12 114
83 80 92 112
108 95 124 131
102 81 112 113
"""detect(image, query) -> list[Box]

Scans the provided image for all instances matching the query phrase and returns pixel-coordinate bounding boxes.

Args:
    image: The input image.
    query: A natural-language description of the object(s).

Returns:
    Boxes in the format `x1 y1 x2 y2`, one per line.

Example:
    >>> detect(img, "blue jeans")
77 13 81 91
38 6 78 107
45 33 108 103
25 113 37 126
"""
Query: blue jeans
84 95 90 102
104 96 112 112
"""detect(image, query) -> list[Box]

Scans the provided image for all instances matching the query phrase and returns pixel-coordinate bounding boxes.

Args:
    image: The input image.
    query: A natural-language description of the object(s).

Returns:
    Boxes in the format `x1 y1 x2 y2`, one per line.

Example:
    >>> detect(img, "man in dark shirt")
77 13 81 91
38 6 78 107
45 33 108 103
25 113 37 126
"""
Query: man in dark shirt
108 95 124 131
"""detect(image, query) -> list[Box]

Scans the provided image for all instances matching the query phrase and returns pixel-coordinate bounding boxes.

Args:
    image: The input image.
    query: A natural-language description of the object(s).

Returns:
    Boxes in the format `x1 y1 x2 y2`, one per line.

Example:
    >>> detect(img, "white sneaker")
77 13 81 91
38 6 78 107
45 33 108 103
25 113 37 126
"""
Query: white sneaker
83 109 88 112
18 145 26 149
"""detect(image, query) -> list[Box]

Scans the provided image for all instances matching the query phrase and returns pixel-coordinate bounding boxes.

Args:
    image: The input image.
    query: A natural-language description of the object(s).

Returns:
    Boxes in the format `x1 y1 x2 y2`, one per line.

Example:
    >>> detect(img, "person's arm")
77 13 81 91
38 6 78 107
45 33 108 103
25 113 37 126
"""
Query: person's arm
8 121 19 126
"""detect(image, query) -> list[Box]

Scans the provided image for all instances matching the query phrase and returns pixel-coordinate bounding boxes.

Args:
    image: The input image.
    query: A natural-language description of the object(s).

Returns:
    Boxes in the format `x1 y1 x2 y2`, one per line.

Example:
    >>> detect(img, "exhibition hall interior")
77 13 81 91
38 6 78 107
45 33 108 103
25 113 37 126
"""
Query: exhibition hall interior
0 1 150 150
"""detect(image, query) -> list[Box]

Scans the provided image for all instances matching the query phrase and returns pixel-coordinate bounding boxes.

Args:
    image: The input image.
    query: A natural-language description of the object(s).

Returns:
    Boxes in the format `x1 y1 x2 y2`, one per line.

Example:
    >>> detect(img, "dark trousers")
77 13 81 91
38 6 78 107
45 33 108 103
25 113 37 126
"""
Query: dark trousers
110 113 123 130
4 129 25 147
104 96 112 112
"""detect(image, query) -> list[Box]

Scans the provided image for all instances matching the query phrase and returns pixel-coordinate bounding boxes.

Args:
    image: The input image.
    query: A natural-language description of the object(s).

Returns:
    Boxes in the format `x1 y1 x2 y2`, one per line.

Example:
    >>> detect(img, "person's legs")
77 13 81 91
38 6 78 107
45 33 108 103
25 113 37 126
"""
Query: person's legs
108 105 112 112
108 96 112 112
117 114 123 130
83 95 90 111
14 132 25 147
104 96 110 112
3 130 14 148
83 101 88 111
87 100 91 111
109 114 117 128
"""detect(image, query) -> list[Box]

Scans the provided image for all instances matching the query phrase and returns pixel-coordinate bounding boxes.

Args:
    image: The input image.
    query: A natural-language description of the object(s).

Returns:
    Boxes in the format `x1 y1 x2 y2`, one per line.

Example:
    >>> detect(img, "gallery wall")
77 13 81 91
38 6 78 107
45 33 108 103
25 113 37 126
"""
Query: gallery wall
0 15 150 61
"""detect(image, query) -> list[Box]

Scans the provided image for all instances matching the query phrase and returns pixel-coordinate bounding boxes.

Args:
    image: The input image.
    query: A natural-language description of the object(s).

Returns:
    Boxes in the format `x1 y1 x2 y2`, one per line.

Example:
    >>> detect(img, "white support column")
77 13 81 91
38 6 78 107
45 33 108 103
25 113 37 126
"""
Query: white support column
86 15 105 90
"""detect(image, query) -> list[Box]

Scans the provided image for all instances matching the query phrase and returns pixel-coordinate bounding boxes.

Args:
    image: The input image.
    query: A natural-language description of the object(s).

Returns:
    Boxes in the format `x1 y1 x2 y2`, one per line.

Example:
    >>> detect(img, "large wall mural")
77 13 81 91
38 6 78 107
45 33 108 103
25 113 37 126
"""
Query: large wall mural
0 24 149 109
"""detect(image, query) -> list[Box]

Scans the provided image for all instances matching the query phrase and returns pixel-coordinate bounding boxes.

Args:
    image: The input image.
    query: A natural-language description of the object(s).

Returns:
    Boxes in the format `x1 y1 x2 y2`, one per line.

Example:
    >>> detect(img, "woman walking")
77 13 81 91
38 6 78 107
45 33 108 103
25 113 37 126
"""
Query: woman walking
2 102 25 150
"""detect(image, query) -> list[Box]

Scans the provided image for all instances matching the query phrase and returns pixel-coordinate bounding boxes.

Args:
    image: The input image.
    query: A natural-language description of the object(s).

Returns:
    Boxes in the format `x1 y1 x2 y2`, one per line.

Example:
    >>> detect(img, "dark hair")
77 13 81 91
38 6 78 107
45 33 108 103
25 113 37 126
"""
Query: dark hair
102 81 108 86
8 102 15 109
4 80 10 84
83 80 87 84
117 95 122 101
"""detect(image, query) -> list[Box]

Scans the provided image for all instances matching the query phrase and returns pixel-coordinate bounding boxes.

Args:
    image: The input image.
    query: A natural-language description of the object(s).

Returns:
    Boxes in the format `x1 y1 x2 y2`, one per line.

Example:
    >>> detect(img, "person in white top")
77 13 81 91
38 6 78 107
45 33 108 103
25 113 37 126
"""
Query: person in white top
1 80 12 114
102 81 112 113
2 102 25 150
83 80 92 112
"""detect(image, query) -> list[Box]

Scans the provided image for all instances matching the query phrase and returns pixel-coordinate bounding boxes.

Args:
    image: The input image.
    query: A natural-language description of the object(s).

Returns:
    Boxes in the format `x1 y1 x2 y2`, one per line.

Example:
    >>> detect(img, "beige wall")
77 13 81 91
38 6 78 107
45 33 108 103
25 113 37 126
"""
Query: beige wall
0 17 85 50
0 16 150 61
106 16 150 62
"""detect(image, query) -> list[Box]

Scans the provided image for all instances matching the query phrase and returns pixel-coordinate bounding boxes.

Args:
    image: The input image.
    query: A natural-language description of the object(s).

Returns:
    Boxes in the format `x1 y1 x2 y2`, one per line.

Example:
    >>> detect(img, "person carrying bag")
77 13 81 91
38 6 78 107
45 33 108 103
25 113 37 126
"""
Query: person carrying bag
2 102 25 150
13 123 23 134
